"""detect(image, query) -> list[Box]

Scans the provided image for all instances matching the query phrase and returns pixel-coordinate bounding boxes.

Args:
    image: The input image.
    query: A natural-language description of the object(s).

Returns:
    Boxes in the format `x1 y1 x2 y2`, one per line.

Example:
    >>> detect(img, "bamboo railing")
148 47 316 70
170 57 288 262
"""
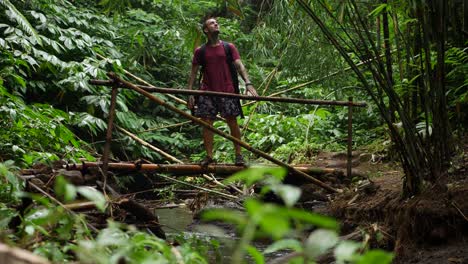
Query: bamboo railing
89 79 367 107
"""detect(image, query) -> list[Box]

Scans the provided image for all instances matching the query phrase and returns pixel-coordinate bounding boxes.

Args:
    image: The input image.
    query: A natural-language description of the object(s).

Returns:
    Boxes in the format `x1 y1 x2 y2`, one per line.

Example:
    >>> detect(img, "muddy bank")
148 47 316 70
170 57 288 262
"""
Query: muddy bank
328 173 468 264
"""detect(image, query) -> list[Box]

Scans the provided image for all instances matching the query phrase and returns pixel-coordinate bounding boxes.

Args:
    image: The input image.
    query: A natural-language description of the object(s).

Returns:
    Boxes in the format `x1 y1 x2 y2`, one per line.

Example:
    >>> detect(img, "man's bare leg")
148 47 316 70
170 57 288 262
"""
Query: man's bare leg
202 118 214 158
225 116 242 155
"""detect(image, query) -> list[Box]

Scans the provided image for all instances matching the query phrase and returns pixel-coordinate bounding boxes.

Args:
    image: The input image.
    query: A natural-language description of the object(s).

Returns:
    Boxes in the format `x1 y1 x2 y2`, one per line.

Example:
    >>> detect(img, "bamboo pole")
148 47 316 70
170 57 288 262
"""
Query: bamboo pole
107 72 340 193
67 162 340 176
90 79 367 107
102 86 119 190
347 97 353 177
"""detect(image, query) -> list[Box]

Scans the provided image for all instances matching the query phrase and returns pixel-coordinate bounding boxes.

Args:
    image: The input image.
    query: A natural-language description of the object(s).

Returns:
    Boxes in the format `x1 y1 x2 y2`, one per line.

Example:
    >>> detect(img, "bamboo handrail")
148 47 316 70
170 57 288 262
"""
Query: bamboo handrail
107 72 340 193
90 79 367 107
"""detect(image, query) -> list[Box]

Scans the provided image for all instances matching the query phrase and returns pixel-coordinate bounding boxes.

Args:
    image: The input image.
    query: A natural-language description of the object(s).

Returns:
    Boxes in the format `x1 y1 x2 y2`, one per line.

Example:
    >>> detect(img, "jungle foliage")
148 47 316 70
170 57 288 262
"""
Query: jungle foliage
0 0 466 263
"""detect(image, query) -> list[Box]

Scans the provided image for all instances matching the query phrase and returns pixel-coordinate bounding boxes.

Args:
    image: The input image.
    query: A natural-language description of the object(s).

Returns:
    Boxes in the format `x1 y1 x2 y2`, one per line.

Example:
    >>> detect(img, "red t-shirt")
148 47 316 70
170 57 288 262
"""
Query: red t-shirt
192 41 240 93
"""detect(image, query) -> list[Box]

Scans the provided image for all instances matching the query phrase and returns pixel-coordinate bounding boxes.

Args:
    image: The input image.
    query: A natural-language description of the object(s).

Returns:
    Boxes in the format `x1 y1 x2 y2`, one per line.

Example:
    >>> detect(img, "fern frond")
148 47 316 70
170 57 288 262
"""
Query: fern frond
0 0 43 46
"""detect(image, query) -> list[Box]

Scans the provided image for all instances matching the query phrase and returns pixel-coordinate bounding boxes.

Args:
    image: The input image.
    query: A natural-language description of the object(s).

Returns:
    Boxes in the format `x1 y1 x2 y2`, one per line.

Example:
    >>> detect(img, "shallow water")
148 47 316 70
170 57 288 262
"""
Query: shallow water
156 206 193 233
156 206 288 263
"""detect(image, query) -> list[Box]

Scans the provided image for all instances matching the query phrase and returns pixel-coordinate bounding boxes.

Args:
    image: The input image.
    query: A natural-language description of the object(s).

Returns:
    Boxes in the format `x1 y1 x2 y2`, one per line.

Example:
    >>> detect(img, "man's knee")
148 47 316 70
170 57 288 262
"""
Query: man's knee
202 118 214 125
224 116 238 125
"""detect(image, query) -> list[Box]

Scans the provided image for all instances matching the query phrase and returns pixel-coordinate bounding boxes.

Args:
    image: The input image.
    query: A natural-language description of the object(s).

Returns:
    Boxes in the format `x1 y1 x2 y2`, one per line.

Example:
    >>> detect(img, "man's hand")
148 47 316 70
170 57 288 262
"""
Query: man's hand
188 96 195 110
246 84 258 96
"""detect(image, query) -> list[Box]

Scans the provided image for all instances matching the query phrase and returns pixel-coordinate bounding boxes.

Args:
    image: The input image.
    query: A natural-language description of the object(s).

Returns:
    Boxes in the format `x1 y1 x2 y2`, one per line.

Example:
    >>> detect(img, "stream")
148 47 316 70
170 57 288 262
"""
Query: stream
156 206 287 263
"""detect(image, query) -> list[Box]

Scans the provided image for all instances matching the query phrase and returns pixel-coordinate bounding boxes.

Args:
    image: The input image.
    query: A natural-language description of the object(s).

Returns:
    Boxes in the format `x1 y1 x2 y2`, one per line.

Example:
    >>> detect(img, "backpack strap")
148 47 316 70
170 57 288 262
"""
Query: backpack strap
223 42 240 92
223 42 244 118
196 44 206 88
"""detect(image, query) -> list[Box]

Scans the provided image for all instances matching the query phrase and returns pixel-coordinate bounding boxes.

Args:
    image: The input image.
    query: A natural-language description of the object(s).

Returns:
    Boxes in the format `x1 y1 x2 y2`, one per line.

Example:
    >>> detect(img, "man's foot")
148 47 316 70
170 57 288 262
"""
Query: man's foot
235 154 245 166
200 156 215 167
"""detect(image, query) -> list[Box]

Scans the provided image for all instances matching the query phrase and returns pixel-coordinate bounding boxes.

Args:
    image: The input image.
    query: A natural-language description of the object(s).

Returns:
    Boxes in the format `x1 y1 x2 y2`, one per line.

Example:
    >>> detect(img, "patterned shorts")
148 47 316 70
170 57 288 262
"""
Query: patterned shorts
194 95 242 119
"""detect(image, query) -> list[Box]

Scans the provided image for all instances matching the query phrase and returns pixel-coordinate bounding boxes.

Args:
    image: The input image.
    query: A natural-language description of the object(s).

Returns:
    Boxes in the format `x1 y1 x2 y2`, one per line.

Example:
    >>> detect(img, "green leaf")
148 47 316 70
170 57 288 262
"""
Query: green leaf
285 208 339 230
305 229 339 259
259 212 290 239
0 208 17 229
12 74 26 88
357 250 393 264
264 239 303 254
368 4 388 17
26 208 52 225
77 186 107 212
270 184 301 207
334 240 361 262
54 175 77 202
25 225 35 235
201 209 246 225
0 0 43 46
244 198 264 219
246 245 265 264
95 224 128 246
225 167 287 187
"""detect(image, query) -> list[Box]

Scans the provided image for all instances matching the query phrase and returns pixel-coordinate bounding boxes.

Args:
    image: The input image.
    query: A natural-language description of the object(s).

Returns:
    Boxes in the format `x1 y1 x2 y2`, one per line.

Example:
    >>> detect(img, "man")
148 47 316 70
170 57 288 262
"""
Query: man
187 17 258 166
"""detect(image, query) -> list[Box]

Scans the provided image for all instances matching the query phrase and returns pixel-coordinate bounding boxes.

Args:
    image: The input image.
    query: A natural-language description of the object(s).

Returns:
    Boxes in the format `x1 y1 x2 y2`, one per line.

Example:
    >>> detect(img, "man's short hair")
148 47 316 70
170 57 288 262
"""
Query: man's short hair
201 16 215 32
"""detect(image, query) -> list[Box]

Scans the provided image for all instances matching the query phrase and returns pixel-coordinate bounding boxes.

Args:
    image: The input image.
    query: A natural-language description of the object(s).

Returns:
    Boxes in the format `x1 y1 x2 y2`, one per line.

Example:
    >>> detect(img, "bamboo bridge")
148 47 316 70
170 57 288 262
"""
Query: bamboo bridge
84 71 367 194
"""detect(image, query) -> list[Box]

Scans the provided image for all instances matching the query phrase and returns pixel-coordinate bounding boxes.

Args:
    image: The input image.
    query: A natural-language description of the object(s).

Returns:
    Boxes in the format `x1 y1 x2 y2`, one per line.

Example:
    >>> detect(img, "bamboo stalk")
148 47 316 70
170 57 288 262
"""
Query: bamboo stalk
90 79 367 107
347 97 353 177
107 72 340 193
68 161 340 176
102 86 119 194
